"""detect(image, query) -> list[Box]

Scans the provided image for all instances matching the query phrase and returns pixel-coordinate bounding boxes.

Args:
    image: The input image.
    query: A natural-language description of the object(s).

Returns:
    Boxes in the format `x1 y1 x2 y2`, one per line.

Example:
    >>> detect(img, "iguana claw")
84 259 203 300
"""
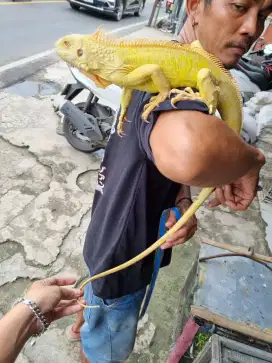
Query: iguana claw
117 113 127 136
170 87 205 108
142 91 169 121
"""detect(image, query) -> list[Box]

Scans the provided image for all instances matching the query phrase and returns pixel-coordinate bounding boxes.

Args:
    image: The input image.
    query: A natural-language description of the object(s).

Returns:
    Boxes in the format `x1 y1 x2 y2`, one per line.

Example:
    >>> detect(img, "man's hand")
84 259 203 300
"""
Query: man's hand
208 166 261 211
25 276 84 332
161 199 197 250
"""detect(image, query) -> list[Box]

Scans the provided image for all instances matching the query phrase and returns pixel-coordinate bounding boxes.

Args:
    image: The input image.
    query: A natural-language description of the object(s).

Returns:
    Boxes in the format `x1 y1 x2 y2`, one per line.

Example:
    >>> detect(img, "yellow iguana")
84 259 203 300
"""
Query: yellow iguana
55 28 243 308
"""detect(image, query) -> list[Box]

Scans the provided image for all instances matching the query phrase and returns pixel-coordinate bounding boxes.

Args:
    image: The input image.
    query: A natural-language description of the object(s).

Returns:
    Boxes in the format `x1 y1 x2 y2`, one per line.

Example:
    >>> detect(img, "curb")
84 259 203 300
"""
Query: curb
0 22 154 90
0 50 58 90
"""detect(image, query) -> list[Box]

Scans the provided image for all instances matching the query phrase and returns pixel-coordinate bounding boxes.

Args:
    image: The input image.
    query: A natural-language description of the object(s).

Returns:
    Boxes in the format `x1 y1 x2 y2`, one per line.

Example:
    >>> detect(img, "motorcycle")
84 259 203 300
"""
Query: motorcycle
246 43 272 85
53 66 122 153
261 44 272 80
165 0 174 13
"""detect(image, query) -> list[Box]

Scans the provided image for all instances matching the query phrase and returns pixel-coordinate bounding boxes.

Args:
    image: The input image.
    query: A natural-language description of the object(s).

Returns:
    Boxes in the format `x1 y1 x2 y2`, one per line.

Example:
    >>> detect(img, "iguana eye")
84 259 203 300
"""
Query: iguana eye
63 40 69 47
77 49 83 57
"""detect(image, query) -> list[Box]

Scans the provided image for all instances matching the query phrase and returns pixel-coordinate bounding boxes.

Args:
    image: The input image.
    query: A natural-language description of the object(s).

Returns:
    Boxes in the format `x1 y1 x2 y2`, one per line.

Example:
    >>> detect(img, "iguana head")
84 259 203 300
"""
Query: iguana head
55 34 91 72
55 28 122 88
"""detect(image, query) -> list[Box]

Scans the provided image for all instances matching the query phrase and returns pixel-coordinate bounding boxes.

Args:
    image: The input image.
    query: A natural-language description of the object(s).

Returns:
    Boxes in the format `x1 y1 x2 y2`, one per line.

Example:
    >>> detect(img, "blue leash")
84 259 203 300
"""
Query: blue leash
140 207 181 319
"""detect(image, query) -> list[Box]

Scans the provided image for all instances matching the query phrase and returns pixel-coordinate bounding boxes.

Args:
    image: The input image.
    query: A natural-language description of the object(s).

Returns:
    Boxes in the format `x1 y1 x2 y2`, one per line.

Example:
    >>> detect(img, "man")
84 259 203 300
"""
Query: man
77 0 271 362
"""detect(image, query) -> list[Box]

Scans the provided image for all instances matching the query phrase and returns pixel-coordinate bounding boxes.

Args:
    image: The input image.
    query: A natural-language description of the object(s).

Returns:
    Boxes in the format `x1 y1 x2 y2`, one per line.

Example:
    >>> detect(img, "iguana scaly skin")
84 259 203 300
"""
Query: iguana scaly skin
55 28 243 308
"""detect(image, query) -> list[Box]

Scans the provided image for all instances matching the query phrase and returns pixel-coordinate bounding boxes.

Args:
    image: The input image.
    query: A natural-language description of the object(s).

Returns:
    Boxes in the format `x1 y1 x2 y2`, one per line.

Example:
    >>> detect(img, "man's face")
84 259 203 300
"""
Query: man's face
193 0 272 68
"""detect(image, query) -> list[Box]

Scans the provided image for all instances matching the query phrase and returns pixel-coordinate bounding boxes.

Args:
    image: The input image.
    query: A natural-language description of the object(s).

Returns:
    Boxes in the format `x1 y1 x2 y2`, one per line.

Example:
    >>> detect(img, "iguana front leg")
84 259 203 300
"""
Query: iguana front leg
170 69 220 115
169 87 204 106
118 88 133 136
110 64 171 127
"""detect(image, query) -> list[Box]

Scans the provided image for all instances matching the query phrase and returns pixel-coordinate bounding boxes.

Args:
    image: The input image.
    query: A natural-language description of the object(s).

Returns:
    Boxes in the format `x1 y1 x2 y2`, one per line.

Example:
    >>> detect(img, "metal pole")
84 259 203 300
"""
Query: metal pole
153 0 163 28
148 0 160 27
174 0 187 37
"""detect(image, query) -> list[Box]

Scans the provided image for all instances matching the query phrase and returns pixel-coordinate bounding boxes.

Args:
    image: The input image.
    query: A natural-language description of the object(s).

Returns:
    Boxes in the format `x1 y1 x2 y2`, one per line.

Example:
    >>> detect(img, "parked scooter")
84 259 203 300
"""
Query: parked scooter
54 66 122 153
247 44 272 85
261 44 272 80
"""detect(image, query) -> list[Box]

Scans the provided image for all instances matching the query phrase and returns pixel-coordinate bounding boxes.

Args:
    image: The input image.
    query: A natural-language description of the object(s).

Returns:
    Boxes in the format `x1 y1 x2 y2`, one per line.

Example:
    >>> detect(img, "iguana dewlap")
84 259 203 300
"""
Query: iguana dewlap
55 28 243 308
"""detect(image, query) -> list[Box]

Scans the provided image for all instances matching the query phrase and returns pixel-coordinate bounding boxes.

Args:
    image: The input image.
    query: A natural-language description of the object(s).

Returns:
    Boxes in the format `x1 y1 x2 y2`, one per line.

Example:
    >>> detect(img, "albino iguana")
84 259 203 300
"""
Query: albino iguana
55 28 243 308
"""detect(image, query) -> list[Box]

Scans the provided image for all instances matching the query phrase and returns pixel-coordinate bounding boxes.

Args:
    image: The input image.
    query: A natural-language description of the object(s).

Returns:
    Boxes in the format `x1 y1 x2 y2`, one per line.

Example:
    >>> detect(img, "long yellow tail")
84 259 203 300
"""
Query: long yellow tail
79 187 214 308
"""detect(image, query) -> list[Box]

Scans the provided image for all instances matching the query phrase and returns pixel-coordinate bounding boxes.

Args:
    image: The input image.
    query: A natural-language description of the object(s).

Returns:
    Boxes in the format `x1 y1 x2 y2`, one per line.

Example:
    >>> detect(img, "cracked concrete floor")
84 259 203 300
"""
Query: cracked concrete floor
0 64 102 362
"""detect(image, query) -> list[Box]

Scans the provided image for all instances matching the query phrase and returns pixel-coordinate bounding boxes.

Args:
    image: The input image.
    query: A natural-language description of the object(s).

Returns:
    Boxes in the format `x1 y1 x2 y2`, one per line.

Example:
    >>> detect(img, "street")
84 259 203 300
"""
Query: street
0 0 154 66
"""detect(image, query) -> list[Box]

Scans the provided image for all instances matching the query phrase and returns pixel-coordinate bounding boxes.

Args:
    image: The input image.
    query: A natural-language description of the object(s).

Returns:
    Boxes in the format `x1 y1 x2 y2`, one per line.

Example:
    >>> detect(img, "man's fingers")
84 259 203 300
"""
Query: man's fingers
216 187 226 205
55 299 77 309
165 210 177 228
161 226 196 249
225 200 249 211
59 286 83 300
51 303 84 321
166 226 190 242
208 187 231 208
42 277 77 287
161 230 195 249
224 184 235 202
161 238 187 249
208 198 221 208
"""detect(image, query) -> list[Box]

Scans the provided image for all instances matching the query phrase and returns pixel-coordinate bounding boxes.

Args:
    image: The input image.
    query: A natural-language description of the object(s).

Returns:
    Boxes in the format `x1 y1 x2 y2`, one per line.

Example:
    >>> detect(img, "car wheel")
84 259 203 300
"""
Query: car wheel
69 2 80 10
114 1 124 21
134 0 144 16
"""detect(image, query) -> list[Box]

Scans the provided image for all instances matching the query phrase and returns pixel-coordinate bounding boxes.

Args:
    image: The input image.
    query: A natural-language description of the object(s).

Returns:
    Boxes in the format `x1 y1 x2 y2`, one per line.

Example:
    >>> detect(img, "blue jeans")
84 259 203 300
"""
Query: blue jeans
81 283 146 363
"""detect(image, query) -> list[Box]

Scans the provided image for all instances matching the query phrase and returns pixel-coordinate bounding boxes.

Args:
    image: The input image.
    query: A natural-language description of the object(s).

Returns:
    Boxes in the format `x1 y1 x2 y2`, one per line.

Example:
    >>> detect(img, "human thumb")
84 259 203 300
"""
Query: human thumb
165 210 176 229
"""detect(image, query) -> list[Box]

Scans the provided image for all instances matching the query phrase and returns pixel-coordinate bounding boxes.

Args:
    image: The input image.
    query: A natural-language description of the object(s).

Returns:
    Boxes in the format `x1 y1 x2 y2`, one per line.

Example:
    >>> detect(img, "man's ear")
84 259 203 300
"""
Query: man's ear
186 0 201 20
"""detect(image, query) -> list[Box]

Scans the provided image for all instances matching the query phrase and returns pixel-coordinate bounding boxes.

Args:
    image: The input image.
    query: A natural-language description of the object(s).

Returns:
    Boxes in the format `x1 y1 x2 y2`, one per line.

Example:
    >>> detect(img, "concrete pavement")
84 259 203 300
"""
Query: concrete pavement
0 25 271 363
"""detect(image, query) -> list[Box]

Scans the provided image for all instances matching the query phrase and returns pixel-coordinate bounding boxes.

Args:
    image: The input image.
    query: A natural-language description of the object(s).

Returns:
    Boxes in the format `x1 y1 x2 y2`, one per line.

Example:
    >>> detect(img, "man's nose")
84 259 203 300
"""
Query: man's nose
240 13 258 37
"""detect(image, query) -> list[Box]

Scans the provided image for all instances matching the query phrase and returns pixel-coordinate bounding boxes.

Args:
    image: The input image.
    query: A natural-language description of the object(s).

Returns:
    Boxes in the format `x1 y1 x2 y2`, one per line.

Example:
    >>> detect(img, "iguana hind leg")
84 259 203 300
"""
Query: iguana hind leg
110 64 171 123
117 88 133 136
170 69 220 115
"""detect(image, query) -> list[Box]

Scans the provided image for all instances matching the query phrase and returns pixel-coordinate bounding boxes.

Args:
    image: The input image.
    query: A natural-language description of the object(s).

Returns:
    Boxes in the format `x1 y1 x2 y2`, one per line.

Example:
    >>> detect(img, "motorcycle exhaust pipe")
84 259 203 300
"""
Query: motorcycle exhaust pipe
59 100 103 141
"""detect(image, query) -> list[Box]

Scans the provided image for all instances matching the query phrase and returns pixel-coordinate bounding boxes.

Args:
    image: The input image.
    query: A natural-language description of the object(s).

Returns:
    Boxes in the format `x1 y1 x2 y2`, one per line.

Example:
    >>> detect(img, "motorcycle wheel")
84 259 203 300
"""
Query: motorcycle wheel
63 102 104 153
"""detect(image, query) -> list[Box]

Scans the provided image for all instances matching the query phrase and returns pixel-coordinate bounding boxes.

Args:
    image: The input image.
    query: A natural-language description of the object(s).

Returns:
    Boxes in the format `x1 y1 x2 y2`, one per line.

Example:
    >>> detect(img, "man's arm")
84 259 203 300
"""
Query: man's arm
150 110 265 188
0 277 83 363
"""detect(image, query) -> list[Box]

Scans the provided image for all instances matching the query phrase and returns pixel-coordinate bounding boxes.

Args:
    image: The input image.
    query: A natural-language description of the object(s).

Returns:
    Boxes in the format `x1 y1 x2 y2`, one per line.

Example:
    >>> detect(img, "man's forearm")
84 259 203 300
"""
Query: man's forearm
150 110 265 187
0 304 35 363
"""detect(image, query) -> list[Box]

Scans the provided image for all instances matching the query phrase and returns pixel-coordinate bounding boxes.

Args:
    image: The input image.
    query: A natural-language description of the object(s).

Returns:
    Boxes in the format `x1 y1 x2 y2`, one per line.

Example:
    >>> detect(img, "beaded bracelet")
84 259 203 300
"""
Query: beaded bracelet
12 298 50 337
